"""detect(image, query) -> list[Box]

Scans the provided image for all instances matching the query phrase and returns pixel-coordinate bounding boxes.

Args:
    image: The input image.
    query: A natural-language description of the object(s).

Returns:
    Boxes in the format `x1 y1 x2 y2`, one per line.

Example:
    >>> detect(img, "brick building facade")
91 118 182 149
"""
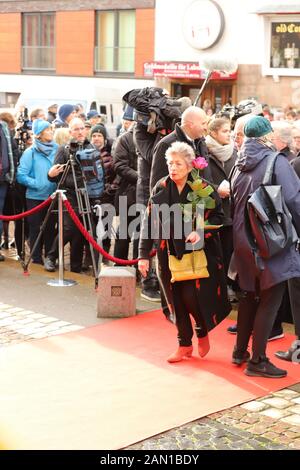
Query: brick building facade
0 0 155 79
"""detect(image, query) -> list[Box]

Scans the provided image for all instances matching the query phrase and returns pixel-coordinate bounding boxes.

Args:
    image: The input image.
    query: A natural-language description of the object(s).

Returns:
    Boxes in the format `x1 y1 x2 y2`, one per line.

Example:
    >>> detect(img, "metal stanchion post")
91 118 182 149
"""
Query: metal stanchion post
47 190 77 287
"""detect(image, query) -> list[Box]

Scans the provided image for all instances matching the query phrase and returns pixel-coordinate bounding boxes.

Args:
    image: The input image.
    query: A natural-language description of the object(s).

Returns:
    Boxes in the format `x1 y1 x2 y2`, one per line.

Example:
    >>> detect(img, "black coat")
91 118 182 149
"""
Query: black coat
292 156 300 178
98 146 119 206
139 175 231 331
280 146 295 162
113 126 138 214
231 139 300 291
150 124 211 191
208 149 237 226
134 122 163 206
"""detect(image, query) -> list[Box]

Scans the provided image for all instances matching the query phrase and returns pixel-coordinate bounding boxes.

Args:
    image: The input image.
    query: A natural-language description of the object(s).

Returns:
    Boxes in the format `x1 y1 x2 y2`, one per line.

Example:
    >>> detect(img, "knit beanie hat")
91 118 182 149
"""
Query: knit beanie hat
244 116 273 138
32 119 51 136
58 104 75 123
90 124 107 140
87 110 100 120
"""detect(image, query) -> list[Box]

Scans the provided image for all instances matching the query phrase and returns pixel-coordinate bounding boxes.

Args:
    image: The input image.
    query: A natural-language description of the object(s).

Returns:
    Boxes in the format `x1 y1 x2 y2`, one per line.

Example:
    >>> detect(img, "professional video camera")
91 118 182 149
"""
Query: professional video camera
123 87 191 134
217 99 263 127
68 140 82 155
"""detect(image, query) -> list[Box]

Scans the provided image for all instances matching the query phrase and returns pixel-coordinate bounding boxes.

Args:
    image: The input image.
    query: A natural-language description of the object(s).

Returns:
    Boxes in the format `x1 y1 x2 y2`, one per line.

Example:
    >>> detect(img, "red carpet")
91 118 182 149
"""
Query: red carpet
0 311 299 449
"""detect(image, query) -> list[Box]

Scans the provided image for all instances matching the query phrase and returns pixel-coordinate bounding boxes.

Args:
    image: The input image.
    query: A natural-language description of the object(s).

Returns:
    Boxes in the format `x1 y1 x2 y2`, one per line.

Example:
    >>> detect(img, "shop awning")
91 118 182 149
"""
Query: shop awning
253 4 300 14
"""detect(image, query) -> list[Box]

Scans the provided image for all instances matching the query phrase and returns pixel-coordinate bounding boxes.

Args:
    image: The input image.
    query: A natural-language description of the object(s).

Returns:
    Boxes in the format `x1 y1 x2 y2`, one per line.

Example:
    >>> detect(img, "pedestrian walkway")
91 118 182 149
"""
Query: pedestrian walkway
1 258 300 450
0 302 83 346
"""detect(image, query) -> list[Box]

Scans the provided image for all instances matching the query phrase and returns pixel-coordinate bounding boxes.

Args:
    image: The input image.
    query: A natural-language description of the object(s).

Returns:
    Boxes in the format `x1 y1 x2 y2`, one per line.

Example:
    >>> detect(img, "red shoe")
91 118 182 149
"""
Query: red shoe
167 346 193 363
198 335 210 357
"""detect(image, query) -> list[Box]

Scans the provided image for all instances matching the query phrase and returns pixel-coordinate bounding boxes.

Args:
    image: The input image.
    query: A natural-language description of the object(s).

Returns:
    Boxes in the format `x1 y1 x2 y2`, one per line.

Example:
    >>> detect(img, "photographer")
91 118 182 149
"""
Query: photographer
45 117 93 273
0 114 15 261
0 112 29 260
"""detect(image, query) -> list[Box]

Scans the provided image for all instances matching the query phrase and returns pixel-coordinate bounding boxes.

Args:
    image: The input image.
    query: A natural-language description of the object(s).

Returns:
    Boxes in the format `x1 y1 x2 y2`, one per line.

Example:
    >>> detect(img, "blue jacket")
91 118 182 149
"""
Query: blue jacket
231 138 300 291
17 141 58 200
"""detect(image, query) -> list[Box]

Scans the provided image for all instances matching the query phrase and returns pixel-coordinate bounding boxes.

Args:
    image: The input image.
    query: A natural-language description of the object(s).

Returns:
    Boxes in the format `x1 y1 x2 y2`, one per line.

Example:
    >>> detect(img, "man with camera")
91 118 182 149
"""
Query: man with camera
44 117 91 273
0 116 15 261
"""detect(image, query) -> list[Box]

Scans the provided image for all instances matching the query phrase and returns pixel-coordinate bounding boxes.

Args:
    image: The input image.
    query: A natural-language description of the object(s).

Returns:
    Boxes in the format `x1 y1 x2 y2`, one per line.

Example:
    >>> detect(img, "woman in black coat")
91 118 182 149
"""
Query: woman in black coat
138 141 231 363
206 117 237 285
231 116 300 378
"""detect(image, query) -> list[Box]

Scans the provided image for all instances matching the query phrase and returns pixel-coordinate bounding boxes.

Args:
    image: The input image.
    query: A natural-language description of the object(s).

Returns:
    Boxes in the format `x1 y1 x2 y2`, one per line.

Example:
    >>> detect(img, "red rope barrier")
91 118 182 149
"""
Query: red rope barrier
0 196 52 221
63 199 156 265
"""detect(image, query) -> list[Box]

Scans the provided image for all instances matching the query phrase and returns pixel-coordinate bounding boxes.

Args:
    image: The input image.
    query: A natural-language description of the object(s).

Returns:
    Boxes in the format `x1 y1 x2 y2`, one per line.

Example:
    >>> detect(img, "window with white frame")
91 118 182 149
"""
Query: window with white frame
95 10 135 73
264 15 300 76
22 12 55 71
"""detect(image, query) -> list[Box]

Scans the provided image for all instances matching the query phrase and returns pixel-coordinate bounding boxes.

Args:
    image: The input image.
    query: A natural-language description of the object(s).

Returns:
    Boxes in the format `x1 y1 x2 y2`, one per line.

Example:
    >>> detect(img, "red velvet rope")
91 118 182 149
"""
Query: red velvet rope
63 199 156 265
0 196 52 221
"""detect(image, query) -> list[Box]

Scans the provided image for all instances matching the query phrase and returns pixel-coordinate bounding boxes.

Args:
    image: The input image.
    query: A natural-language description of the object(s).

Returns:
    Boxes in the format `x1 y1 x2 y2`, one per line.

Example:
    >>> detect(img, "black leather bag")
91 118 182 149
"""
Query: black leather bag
244 153 298 269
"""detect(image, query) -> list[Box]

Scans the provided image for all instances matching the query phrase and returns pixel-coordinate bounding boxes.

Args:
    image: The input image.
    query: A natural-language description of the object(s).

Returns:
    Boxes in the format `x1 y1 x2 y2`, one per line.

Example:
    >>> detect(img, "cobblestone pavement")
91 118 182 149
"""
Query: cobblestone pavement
1 299 300 450
127 386 300 450
0 302 83 346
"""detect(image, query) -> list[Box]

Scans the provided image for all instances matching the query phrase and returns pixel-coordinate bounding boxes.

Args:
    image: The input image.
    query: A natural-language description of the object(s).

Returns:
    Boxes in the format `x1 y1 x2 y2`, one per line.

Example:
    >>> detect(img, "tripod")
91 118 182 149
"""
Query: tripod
23 144 100 288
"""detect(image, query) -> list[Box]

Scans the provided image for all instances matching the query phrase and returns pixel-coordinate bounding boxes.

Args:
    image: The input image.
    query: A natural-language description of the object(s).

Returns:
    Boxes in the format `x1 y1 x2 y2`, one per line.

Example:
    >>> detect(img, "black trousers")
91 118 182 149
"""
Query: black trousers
82 205 100 269
219 225 233 280
47 210 84 273
172 280 208 346
2 183 29 257
14 186 29 257
236 282 285 361
26 198 56 263
288 277 300 338
113 215 139 262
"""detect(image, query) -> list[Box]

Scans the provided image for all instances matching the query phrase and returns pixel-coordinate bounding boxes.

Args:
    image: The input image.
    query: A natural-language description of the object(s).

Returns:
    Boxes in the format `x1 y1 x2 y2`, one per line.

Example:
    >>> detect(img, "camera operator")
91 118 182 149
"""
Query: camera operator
0 112 29 260
0 113 16 261
45 117 92 273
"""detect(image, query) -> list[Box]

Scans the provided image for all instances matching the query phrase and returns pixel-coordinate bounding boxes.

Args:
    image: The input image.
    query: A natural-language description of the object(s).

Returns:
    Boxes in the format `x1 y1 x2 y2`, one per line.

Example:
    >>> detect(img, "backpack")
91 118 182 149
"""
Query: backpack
76 147 104 199
244 152 298 270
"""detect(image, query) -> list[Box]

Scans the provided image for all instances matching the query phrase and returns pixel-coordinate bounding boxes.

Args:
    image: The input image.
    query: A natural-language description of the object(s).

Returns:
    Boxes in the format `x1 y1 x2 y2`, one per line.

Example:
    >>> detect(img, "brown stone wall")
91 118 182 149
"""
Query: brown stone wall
0 13 21 73
237 64 300 109
135 8 155 78
56 10 94 76
0 0 155 13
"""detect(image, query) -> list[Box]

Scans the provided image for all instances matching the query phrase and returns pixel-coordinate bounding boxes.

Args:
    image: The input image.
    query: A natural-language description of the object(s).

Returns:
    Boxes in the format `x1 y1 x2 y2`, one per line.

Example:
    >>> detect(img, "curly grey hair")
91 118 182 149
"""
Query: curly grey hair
271 120 294 147
165 141 195 168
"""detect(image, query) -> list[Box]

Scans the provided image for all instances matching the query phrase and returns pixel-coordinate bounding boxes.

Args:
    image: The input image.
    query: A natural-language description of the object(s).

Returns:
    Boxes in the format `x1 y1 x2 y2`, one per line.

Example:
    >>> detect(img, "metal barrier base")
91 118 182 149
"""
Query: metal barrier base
47 279 77 287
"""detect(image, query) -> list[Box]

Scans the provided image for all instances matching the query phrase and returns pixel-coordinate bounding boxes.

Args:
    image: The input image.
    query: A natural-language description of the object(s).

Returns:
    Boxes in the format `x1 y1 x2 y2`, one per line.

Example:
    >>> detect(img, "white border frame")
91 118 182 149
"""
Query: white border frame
263 14 300 77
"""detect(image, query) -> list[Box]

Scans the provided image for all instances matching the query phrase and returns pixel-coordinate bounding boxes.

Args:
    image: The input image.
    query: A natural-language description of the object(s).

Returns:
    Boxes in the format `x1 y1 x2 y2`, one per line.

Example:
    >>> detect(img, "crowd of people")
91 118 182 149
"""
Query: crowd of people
1 94 300 378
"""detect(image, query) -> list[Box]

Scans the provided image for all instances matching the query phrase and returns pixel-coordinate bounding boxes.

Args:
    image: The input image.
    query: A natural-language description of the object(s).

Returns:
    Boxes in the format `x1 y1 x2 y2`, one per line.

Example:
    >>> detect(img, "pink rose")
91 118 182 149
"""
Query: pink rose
192 156 208 170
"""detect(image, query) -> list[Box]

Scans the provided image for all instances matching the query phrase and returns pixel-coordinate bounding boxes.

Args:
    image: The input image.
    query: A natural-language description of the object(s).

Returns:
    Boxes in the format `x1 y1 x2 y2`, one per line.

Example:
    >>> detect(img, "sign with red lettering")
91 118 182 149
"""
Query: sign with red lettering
143 62 237 80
